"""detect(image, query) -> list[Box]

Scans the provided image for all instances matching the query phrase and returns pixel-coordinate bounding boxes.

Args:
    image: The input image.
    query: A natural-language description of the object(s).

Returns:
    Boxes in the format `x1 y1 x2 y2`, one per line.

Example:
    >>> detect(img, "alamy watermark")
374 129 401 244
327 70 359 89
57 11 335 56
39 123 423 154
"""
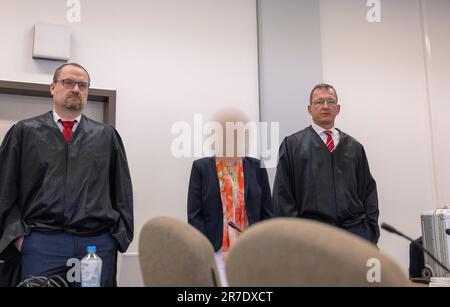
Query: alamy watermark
65 256 383 284
66 258 81 283
66 0 81 23
170 114 279 168
367 0 381 23
366 257 381 283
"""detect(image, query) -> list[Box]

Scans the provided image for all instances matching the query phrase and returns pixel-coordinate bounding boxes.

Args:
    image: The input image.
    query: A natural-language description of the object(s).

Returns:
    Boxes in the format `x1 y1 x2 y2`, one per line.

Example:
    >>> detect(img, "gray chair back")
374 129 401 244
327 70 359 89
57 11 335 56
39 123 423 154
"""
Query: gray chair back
226 218 410 287
139 216 220 287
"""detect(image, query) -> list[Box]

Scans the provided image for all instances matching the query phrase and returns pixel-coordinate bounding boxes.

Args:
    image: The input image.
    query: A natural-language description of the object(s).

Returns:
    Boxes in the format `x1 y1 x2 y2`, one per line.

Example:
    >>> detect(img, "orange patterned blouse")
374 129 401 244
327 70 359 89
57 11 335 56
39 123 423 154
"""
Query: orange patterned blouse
216 158 249 259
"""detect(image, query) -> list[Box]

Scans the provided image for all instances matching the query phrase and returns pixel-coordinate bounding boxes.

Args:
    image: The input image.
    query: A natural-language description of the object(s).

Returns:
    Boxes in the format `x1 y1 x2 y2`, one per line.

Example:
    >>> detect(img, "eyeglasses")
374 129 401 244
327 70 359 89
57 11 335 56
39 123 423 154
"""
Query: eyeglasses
312 99 337 106
56 79 90 91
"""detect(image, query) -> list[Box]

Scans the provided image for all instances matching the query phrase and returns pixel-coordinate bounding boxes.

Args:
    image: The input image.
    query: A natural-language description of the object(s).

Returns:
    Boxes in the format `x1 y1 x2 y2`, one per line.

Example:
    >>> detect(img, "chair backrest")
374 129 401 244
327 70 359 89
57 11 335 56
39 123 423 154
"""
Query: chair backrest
138 216 220 287
226 218 410 287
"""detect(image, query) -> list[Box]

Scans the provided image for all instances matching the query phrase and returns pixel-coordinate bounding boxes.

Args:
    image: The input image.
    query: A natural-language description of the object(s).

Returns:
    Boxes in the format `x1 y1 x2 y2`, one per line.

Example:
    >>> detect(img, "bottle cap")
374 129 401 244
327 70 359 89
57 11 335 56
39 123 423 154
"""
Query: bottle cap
87 246 96 253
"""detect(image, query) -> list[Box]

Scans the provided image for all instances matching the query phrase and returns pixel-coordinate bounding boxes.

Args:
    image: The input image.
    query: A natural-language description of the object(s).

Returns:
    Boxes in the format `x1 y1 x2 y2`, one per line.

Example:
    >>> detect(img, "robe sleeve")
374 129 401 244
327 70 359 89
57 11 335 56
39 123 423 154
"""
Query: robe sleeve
109 128 134 253
187 161 207 235
0 124 26 254
358 146 380 244
273 137 299 217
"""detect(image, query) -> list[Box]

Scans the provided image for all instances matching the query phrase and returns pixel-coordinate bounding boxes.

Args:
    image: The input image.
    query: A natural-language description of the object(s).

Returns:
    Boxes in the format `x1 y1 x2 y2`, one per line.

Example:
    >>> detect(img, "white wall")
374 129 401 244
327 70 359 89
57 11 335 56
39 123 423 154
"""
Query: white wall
0 0 260 252
423 0 450 206
319 0 450 270
257 0 323 184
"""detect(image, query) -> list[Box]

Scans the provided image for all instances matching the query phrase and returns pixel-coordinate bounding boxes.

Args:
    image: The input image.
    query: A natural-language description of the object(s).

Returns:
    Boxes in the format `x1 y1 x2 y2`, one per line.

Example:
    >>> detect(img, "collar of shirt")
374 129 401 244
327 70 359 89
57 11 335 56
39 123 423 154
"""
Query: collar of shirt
311 122 340 147
53 110 82 133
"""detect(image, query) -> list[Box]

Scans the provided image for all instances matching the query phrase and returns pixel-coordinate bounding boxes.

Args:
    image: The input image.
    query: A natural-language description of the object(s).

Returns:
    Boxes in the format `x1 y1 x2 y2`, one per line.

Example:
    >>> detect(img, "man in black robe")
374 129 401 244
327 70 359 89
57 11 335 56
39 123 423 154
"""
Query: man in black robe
0 63 133 286
273 84 379 244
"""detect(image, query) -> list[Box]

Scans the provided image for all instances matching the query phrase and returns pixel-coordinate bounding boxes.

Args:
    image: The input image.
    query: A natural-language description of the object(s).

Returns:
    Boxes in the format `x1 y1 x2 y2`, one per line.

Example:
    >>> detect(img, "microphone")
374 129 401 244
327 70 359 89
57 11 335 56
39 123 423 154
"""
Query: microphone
228 221 242 233
381 222 450 273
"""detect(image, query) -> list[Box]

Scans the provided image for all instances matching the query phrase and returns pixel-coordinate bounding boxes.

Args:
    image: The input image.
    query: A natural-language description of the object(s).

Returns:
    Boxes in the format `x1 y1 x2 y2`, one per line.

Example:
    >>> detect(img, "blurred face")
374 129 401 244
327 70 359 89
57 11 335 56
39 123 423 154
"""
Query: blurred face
222 127 243 158
211 110 250 159
308 88 340 129
50 65 89 113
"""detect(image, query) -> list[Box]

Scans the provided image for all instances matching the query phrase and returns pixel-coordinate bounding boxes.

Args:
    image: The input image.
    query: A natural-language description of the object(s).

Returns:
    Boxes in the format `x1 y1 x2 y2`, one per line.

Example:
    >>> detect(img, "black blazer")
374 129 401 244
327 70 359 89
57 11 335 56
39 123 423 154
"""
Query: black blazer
188 157 273 251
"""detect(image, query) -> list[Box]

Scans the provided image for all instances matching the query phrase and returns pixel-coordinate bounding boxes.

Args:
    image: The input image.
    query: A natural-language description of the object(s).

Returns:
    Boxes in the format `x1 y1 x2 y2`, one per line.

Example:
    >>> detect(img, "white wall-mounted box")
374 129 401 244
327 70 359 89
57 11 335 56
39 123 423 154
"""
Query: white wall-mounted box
33 23 71 61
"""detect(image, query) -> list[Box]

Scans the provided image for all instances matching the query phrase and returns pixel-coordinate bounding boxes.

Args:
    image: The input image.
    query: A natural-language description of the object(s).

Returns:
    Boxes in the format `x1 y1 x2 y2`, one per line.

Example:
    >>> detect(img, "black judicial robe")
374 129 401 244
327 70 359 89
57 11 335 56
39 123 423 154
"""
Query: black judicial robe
0 112 134 256
273 126 379 243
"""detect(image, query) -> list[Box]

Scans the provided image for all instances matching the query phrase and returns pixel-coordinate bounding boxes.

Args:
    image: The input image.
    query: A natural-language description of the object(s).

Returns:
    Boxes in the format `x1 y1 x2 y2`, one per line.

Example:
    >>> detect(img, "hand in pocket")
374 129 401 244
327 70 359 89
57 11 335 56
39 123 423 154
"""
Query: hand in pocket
14 236 24 252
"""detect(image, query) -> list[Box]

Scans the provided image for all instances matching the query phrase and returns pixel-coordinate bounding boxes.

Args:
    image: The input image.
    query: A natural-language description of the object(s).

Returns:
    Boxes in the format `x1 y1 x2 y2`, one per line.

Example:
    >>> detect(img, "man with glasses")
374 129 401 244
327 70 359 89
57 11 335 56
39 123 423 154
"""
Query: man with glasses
0 63 133 286
273 83 379 244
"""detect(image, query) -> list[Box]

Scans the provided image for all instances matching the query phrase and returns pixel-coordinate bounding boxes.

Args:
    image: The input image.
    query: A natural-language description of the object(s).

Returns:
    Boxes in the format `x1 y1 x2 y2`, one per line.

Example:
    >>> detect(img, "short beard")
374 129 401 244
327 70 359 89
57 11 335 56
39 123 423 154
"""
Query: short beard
63 97 85 111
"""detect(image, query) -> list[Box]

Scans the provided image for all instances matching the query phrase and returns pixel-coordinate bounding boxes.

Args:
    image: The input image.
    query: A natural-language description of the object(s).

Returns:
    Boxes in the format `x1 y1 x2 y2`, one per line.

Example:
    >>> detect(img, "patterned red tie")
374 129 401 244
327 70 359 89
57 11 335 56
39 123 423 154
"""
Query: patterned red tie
61 120 76 143
325 130 335 153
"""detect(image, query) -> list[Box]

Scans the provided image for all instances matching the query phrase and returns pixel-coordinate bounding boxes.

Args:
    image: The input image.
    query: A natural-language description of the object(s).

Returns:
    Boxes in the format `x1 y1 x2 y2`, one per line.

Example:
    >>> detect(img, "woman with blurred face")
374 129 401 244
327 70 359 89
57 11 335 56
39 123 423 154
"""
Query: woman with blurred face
187 108 273 286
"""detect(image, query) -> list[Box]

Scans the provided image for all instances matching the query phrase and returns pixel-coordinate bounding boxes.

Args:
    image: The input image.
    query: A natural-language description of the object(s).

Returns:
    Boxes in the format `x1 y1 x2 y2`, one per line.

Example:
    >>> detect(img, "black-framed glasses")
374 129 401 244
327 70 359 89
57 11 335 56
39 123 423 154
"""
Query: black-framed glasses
312 99 337 106
56 79 90 91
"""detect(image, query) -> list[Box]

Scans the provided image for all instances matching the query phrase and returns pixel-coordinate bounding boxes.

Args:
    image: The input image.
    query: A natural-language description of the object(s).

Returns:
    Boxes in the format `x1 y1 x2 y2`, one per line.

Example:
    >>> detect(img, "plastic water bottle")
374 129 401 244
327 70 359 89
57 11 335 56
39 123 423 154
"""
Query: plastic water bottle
81 246 102 287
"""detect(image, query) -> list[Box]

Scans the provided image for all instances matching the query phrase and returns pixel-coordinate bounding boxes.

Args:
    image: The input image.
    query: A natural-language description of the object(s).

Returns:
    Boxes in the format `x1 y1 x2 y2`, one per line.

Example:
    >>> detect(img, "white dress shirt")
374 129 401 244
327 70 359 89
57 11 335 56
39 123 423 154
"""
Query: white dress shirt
53 110 82 133
311 122 340 148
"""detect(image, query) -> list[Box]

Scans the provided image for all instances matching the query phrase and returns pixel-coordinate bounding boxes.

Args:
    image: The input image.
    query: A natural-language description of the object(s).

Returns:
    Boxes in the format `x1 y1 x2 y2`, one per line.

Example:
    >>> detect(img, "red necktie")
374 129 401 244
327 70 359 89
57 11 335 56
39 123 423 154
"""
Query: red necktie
325 130 335 153
61 120 76 143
